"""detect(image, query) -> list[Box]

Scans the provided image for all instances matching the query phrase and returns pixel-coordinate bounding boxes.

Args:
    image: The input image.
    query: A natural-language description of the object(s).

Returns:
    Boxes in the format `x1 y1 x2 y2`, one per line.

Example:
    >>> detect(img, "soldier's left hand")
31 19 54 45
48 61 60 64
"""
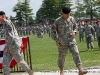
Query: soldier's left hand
20 44 24 48
71 32 76 38
3 46 7 52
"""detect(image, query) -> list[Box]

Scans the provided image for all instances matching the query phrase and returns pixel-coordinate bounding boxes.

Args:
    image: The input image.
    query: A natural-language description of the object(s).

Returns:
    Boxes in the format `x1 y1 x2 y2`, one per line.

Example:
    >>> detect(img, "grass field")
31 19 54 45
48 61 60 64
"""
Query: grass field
28 34 100 72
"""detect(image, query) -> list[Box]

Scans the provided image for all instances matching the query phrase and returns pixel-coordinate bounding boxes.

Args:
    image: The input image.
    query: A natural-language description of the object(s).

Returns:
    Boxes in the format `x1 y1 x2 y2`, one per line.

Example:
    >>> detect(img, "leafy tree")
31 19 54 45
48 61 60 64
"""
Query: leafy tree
13 0 34 26
59 0 72 9
83 0 100 19
74 0 85 19
72 0 100 19
28 16 34 25
9 16 16 25
21 0 33 25
13 2 24 25
36 0 72 24
94 0 100 18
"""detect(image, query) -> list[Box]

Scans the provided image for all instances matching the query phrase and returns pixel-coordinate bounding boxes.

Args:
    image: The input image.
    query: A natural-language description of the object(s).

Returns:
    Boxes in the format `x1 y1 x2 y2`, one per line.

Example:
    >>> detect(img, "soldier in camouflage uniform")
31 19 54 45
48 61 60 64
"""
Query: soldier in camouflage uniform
36 25 44 38
0 27 4 38
0 11 34 75
78 22 84 42
84 20 95 51
95 21 100 49
91 20 97 41
51 7 87 75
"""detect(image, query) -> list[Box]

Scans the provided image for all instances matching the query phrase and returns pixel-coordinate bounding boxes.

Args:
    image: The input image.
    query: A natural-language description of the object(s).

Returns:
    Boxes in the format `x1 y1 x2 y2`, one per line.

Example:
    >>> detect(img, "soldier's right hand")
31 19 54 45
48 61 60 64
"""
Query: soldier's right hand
56 40 61 48
52 24 57 29
3 46 7 52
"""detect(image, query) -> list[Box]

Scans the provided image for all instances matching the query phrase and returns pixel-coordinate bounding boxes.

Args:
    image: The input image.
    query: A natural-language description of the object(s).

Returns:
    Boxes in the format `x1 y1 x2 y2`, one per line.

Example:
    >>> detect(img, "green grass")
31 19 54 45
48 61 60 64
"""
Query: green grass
27 34 100 72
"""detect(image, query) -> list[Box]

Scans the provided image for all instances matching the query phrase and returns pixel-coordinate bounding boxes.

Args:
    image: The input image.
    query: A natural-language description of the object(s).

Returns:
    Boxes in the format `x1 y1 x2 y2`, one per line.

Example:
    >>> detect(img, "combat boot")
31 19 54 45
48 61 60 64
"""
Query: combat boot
60 71 64 75
28 70 34 75
78 70 88 75
59 67 64 75
77 65 88 75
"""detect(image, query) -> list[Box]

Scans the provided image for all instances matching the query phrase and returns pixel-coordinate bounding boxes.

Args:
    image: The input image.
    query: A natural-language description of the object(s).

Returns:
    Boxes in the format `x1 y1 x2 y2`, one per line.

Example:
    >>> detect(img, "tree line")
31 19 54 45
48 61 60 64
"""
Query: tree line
9 0 100 26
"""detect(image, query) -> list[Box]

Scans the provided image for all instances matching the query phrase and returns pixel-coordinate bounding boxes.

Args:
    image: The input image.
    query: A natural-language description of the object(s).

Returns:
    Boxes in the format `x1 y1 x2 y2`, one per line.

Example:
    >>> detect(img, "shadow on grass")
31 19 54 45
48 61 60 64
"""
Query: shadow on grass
79 49 100 53
79 50 88 53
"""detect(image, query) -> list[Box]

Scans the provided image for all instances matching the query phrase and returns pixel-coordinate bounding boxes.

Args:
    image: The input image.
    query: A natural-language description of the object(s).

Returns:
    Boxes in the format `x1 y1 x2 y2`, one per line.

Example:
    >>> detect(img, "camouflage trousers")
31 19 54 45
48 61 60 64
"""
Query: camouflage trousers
58 43 82 68
3 47 31 75
97 36 100 47
79 33 84 42
86 37 94 49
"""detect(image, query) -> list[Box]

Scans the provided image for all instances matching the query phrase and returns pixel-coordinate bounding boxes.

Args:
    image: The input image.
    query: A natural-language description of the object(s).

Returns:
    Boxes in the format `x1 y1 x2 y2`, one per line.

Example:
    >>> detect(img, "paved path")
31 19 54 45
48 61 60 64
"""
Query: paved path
0 66 100 75
0 69 99 75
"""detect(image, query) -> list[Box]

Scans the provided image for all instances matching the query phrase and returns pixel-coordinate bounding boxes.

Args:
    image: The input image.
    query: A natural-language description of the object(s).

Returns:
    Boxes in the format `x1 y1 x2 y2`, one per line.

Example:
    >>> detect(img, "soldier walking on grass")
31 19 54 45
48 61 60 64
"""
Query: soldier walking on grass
51 7 88 75
78 22 84 42
0 11 34 75
95 21 100 49
84 20 95 51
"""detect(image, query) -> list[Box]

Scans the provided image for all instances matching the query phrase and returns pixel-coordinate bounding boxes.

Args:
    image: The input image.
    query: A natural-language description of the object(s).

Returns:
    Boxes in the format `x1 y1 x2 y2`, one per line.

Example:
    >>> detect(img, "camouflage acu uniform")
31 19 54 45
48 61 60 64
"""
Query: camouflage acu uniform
91 21 97 40
51 16 82 68
3 20 32 75
84 25 95 49
95 25 100 47
78 25 84 42
36 26 44 38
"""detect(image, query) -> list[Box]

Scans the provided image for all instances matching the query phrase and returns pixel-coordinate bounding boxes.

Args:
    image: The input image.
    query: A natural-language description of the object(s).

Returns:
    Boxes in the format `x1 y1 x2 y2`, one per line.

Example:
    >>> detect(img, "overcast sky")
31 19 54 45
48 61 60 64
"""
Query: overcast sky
0 0 42 18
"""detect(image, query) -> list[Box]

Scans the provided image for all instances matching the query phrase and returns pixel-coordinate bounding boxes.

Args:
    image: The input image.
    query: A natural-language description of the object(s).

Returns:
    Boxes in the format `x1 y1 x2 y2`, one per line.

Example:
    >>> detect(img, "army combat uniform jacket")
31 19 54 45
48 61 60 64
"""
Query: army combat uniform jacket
3 20 21 49
51 16 78 45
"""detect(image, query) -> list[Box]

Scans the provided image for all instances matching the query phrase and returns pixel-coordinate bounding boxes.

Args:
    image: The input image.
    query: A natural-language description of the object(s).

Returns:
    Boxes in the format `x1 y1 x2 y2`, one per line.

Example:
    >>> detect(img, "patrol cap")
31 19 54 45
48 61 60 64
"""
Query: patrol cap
0 11 5 15
62 7 71 14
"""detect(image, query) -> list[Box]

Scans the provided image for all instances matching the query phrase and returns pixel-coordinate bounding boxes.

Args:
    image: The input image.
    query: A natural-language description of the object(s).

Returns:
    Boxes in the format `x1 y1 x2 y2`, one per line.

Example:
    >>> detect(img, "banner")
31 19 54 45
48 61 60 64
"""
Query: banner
0 37 28 69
